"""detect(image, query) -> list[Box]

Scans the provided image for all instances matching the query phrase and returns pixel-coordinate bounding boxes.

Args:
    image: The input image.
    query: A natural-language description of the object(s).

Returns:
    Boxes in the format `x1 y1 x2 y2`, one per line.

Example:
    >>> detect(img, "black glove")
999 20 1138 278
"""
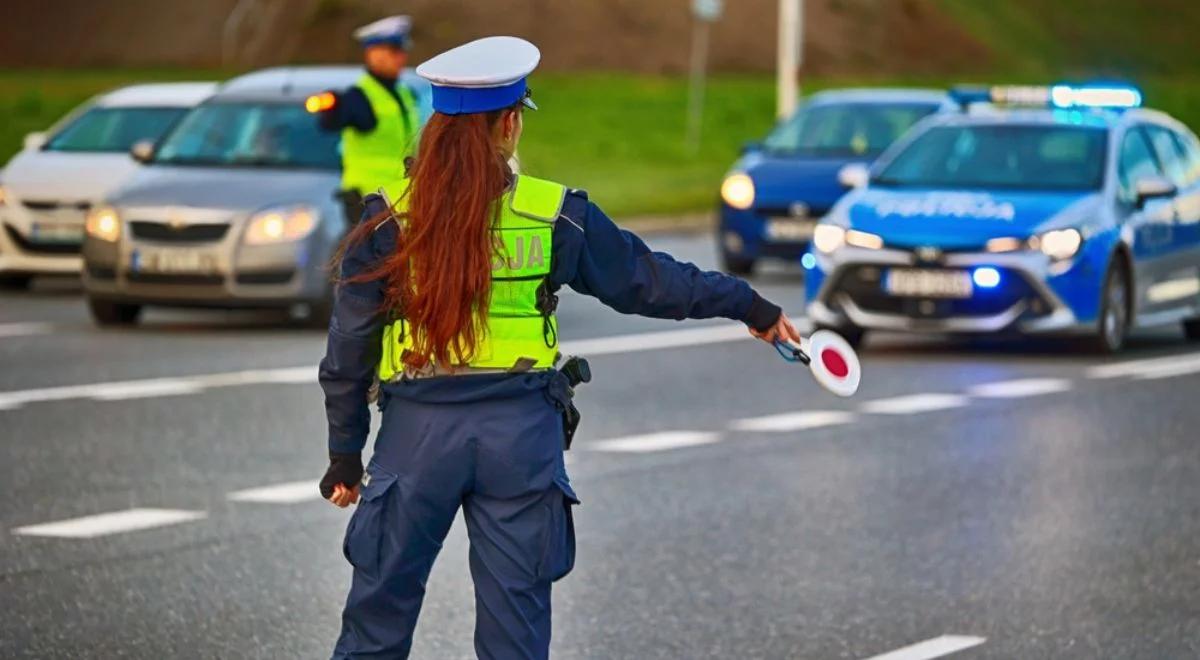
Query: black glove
319 452 364 499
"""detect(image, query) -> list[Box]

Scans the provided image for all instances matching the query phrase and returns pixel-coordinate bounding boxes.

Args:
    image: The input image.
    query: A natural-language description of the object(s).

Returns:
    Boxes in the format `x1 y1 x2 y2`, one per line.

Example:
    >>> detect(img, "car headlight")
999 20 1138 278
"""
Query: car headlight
1032 228 1082 261
85 206 121 242
813 224 846 253
244 205 318 245
720 173 755 210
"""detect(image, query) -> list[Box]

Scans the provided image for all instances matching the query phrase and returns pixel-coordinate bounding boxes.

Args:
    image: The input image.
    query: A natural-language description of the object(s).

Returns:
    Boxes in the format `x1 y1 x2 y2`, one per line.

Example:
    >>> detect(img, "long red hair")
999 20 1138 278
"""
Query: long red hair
340 107 515 369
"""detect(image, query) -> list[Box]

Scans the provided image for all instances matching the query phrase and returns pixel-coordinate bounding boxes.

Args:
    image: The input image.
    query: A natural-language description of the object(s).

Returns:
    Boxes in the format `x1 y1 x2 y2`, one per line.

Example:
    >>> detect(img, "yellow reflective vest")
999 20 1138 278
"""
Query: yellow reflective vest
378 175 567 379
341 73 420 193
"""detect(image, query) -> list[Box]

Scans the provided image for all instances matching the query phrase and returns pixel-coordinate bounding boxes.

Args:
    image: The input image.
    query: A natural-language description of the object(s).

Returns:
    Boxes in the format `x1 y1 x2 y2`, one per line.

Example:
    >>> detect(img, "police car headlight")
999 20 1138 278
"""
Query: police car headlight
813 224 846 254
720 173 755 210
85 206 121 242
244 205 318 245
1033 228 1082 261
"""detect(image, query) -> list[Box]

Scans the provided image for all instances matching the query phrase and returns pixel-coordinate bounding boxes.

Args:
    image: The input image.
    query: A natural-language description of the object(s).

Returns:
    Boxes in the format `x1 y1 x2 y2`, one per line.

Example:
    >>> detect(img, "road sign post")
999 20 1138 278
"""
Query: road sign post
777 0 803 119
686 0 722 153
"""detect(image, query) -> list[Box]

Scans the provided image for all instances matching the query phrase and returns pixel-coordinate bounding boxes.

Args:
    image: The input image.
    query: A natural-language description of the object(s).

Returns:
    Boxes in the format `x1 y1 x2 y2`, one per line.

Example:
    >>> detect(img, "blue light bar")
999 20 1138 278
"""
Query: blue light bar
1049 84 1142 109
949 83 1143 110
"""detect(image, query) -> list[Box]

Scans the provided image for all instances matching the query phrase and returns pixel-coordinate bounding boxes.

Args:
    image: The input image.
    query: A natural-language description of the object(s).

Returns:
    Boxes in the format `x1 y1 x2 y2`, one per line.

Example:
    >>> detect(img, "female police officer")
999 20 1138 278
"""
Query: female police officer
318 36 800 659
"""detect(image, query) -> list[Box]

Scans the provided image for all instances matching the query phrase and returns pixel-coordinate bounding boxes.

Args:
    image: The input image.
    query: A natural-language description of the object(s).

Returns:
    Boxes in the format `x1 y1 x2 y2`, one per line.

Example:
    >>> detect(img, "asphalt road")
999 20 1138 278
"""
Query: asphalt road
2 233 1199 659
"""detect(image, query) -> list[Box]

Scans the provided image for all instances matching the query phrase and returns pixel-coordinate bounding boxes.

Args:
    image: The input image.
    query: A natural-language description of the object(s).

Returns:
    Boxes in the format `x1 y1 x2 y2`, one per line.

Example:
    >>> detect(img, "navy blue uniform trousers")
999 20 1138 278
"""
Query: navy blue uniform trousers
332 371 579 659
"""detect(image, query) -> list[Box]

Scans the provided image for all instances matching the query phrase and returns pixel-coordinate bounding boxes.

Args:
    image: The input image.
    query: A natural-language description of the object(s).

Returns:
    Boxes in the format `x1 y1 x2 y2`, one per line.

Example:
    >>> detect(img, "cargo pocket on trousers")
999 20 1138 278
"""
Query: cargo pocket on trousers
341 465 398 580
540 479 581 582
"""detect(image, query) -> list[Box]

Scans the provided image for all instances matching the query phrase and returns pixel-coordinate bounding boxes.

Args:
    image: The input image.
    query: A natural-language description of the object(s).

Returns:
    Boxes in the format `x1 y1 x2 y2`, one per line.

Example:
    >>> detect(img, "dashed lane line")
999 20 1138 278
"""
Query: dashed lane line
0 366 315 411
589 431 721 453
1086 352 1200 379
966 377 1072 399
0 322 53 338
228 480 321 504
861 635 987 660
860 393 970 415
12 508 207 539
730 410 855 433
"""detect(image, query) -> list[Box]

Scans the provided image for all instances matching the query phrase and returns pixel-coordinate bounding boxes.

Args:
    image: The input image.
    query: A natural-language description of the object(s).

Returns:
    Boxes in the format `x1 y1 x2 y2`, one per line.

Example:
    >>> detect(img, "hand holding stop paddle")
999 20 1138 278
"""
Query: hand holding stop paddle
751 313 861 397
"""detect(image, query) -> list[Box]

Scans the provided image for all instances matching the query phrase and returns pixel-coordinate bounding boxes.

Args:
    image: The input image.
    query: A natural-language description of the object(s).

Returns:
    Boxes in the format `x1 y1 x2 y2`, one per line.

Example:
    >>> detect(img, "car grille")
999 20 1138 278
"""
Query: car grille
3 224 81 255
236 270 296 285
125 272 225 286
830 265 1053 320
129 221 231 243
22 200 91 212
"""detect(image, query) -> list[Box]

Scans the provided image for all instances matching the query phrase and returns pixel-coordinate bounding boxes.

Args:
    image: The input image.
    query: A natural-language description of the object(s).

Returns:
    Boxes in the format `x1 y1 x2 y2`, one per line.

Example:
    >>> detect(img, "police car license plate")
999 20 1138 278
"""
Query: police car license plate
765 219 815 241
132 248 218 274
885 268 972 298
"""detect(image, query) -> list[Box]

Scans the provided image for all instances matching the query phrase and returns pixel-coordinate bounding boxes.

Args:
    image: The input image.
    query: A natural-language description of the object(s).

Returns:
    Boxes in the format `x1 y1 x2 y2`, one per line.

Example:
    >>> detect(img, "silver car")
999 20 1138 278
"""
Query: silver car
82 67 361 326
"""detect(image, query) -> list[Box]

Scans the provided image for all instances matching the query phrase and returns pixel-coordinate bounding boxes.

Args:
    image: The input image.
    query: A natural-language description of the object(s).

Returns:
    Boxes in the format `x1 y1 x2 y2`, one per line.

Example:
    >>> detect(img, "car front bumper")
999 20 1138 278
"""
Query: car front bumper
718 204 815 262
805 244 1104 335
82 222 332 308
0 209 84 276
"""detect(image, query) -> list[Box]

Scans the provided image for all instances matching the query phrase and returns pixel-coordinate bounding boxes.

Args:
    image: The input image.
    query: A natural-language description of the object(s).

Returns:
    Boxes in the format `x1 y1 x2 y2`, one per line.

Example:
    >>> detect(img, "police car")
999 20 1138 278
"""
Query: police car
717 89 954 274
805 85 1200 352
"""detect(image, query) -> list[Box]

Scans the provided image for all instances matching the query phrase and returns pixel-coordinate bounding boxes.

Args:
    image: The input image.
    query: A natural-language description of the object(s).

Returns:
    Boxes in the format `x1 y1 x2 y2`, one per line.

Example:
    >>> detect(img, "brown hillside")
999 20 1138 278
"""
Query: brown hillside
0 0 991 74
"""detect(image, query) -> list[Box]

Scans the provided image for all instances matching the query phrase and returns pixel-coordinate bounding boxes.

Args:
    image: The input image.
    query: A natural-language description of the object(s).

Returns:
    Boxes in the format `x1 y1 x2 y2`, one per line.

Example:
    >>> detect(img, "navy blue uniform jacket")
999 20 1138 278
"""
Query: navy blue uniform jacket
319 189 782 454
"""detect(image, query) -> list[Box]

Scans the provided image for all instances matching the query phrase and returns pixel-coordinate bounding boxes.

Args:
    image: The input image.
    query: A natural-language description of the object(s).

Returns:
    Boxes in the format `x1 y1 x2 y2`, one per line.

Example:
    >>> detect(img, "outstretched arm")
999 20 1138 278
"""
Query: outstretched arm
551 193 794 341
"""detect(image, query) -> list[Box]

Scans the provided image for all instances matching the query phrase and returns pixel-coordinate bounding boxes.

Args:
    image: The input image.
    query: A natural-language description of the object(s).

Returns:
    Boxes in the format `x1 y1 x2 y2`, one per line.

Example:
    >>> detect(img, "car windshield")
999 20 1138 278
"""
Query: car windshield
763 102 940 156
874 124 1108 191
154 102 340 170
44 106 187 153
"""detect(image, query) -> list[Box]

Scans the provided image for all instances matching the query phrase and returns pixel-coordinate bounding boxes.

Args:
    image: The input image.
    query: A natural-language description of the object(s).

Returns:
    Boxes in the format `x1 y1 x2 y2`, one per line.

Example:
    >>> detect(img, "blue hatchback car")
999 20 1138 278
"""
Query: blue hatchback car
805 85 1200 352
717 89 954 274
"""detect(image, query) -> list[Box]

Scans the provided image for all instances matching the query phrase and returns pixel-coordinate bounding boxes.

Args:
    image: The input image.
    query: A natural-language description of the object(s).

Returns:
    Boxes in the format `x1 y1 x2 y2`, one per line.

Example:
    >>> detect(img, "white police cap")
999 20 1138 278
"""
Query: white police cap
353 15 411 48
416 36 540 115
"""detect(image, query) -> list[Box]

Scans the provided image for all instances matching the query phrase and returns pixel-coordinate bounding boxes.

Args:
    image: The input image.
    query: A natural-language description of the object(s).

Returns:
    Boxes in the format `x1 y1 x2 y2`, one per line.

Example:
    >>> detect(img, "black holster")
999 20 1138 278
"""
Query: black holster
559 356 591 450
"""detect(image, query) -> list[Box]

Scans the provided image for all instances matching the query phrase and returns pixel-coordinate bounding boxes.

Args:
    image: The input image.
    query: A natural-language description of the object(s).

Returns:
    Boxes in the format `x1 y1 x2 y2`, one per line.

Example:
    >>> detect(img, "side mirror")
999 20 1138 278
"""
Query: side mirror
130 140 155 164
741 141 763 155
1134 175 1176 209
838 163 869 189
23 132 47 151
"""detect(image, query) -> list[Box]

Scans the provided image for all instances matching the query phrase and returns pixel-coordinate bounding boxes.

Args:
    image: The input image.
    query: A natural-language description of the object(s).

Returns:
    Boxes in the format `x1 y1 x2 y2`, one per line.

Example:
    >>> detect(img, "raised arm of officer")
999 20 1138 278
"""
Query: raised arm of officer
315 87 377 133
550 190 798 342
316 194 395 499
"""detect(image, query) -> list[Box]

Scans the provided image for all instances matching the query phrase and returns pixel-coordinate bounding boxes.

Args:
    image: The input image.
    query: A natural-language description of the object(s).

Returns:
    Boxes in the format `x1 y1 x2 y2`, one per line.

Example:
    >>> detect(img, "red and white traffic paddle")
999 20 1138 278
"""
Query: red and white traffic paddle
773 330 861 397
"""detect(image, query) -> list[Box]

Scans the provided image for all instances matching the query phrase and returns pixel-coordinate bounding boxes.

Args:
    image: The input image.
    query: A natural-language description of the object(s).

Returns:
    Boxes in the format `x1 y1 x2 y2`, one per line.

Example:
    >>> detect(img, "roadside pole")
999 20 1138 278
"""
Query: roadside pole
777 0 803 119
686 0 723 154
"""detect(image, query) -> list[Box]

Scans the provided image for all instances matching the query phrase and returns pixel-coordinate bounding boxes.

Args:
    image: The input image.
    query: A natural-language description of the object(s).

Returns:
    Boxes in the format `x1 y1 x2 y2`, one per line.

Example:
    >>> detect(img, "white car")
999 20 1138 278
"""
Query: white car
0 82 216 289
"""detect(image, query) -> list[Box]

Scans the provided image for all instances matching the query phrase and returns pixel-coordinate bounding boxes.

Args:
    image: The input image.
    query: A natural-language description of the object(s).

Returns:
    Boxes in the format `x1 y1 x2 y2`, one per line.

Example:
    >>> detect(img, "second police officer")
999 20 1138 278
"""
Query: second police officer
314 15 431 223
318 36 801 659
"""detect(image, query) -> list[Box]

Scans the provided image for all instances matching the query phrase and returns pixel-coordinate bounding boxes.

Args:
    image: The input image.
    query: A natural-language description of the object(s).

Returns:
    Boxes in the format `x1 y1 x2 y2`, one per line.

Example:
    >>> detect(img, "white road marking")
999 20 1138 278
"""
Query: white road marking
862 635 986 660
966 377 1072 399
0 366 317 411
730 410 854 432
89 379 206 401
0 322 53 338
1132 360 1200 380
860 393 969 415
589 431 721 453
228 480 320 504
12 508 207 539
1086 352 1200 379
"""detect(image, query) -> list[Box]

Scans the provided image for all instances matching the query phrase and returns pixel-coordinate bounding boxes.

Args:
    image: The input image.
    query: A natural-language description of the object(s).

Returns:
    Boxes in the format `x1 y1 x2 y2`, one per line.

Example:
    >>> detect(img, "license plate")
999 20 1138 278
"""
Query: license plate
132 248 219 274
30 221 84 243
885 268 973 299
765 219 815 241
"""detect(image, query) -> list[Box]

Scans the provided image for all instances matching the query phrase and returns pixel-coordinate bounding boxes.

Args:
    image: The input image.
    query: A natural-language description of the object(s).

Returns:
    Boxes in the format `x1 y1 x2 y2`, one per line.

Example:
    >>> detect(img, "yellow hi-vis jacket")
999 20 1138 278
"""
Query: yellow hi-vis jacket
377 175 567 380
341 73 420 193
